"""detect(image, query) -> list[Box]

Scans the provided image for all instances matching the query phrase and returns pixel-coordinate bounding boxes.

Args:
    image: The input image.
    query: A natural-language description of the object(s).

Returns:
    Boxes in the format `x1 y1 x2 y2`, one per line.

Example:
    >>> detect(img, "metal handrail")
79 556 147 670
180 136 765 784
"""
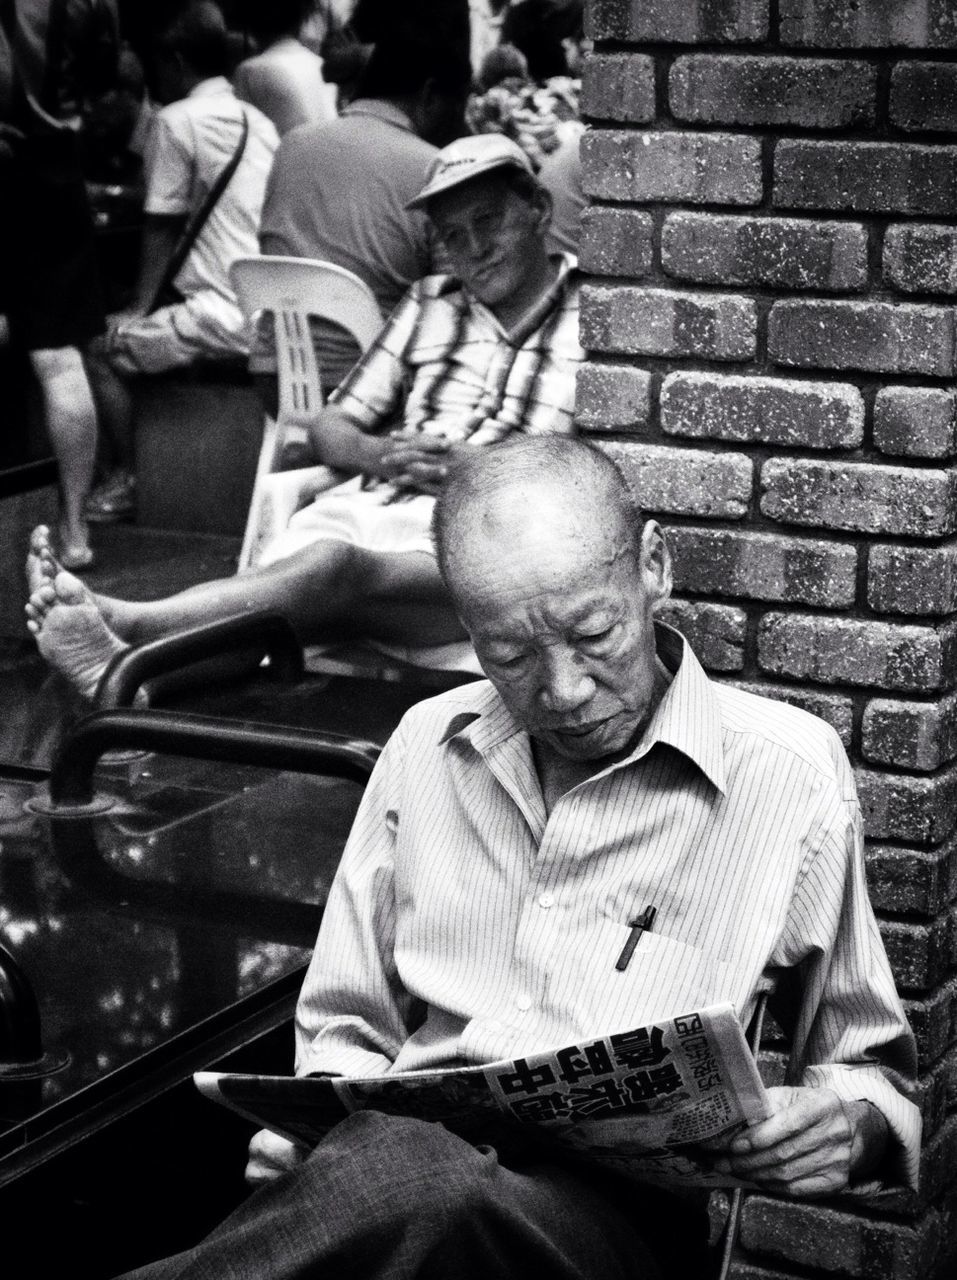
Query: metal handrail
94 611 304 710
0 942 67 1088
47 708 380 809
35 707 381 946
0 942 41 1067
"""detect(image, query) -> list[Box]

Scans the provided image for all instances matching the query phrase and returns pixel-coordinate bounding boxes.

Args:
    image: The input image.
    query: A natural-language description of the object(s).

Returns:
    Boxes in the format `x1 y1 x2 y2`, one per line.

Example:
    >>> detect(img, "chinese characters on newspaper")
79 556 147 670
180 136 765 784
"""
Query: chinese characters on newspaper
195 1004 771 1189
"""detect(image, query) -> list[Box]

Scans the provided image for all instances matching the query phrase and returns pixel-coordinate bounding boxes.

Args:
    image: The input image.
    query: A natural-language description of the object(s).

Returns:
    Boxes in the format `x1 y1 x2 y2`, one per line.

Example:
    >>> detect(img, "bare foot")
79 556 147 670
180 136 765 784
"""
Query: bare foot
25 568 128 701
26 524 60 596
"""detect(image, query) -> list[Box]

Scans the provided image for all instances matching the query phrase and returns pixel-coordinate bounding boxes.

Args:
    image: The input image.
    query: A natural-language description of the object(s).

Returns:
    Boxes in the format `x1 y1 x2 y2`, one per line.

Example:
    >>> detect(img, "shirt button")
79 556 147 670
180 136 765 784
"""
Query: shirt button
538 892 555 909
516 994 532 1012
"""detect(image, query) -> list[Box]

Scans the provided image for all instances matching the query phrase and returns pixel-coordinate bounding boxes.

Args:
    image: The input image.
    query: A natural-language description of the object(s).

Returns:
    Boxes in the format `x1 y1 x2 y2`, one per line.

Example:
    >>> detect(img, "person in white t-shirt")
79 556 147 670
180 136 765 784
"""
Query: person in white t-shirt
233 0 338 136
83 1 278 523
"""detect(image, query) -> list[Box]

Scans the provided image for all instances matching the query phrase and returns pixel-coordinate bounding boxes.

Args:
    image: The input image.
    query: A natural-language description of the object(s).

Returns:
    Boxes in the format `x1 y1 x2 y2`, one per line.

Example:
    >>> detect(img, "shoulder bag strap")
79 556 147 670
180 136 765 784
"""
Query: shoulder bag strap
147 108 250 314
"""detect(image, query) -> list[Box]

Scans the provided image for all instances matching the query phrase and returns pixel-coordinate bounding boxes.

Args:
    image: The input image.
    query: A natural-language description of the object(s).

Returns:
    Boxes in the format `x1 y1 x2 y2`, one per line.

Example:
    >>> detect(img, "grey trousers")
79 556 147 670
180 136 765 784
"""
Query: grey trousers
117 1111 680 1279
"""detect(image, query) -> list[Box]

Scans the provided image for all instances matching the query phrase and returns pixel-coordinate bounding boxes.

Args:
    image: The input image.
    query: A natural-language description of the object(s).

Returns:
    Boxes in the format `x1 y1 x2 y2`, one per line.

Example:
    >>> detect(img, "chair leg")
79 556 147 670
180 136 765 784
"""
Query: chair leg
714 990 769 1279
715 1188 743 1280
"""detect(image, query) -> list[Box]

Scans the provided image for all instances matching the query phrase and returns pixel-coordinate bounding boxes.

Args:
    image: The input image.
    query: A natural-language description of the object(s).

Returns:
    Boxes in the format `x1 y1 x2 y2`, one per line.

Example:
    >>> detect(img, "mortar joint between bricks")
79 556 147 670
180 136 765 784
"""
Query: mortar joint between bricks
653 52 671 123
768 0 781 45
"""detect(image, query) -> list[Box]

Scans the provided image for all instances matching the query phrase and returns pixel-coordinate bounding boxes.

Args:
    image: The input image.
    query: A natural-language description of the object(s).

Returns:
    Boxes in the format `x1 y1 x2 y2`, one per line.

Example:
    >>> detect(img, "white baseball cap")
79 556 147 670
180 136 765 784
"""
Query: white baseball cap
407 133 536 209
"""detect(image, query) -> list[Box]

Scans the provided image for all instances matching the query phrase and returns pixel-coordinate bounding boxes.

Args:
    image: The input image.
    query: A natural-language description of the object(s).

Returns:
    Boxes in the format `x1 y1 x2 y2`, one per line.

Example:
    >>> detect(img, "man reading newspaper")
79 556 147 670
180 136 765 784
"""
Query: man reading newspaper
120 437 920 1279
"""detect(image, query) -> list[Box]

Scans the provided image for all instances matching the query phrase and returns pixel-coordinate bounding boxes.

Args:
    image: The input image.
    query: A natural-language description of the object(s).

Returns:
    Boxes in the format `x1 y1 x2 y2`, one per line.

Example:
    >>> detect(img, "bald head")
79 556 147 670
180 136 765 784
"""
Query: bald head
432 436 644 601
433 437 672 766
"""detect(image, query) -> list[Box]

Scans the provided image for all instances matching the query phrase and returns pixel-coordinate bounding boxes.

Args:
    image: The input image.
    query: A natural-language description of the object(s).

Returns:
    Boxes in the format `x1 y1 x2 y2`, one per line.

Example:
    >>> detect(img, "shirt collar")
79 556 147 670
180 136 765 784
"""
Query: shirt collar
341 98 417 134
438 622 727 794
634 624 727 794
466 252 578 347
187 76 235 100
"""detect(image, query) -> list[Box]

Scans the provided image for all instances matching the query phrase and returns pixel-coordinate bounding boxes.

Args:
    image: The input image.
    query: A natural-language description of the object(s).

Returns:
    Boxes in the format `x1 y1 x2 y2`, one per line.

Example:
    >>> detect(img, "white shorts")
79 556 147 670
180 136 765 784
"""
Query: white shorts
256 477 483 675
258 477 436 566
103 291 248 375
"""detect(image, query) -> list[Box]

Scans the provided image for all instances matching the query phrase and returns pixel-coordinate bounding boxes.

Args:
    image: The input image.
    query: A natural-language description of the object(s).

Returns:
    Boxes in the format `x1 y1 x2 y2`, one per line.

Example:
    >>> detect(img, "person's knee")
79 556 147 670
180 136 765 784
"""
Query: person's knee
28 346 96 423
277 539 361 607
326 1112 498 1226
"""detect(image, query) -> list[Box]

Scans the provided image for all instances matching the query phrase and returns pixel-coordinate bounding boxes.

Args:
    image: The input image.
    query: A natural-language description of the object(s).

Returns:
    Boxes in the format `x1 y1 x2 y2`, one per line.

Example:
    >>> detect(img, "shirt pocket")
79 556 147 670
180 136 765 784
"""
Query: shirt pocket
554 915 738 1041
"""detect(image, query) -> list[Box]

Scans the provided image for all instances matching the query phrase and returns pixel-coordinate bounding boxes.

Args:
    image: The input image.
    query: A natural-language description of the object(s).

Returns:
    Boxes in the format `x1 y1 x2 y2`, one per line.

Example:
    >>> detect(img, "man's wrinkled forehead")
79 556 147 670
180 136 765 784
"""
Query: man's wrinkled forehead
447 503 640 623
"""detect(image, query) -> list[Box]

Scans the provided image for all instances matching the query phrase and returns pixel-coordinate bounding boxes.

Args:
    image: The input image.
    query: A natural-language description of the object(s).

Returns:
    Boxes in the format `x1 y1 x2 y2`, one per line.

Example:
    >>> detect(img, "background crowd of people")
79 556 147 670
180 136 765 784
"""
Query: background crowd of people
1 0 586 567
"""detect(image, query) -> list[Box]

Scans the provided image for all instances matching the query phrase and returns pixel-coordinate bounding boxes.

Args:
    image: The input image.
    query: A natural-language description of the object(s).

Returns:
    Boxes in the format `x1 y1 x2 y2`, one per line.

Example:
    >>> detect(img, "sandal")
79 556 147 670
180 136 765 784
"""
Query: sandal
84 470 137 524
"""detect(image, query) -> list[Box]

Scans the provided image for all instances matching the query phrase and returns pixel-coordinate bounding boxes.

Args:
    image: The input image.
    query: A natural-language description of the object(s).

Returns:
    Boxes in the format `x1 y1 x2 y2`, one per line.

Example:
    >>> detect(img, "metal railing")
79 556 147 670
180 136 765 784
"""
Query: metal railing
94 611 304 710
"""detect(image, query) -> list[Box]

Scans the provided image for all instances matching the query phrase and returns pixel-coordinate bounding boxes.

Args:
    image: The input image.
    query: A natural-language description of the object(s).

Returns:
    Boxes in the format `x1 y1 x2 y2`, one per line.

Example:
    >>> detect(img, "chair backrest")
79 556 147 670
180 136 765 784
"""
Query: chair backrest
229 255 383 427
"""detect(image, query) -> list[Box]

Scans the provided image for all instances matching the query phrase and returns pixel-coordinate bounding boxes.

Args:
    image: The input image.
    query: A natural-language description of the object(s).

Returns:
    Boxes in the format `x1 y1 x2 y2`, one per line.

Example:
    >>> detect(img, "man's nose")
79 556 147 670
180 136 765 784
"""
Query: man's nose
539 650 594 714
463 223 494 257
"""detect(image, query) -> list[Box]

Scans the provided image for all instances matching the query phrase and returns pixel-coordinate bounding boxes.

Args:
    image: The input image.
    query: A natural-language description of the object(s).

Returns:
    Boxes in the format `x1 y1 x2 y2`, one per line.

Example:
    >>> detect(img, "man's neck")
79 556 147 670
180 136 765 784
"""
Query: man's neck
531 742 603 816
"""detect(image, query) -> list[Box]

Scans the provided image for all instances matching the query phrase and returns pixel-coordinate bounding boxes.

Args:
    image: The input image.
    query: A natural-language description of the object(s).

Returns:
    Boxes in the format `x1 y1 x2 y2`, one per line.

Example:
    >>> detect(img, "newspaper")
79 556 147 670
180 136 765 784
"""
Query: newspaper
195 1003 771 1189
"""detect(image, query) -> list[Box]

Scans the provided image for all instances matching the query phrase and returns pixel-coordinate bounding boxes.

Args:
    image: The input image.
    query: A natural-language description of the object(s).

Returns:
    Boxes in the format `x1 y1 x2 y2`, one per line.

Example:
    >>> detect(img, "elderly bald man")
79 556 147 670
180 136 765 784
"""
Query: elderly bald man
115 436 919 1280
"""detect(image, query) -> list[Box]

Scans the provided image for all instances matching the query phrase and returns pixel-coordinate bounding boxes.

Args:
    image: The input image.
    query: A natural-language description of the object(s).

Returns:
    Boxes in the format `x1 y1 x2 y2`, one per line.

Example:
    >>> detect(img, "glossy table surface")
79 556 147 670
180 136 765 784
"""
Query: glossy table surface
0 750 364 1169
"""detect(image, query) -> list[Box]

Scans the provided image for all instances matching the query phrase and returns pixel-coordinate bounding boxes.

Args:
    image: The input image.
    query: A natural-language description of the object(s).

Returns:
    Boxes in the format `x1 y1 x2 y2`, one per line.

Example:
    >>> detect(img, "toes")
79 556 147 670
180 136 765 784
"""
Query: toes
41 549 61 579
30 525 51 553
29 583 57 613
53 570 90 606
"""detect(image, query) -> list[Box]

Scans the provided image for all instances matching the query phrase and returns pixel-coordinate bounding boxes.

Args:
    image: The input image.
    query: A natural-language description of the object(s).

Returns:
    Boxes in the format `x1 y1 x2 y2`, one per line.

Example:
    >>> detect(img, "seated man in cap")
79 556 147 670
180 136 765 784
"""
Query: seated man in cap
25 133 582 700
112 436 919 1279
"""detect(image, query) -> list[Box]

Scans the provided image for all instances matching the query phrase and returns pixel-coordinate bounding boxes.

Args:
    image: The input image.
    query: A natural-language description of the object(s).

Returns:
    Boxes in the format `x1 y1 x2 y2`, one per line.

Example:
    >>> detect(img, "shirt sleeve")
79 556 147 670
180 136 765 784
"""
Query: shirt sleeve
258 132 296 256
782 758 921 1192
327 284 423 431
142 108 194 217
294 725 418 1079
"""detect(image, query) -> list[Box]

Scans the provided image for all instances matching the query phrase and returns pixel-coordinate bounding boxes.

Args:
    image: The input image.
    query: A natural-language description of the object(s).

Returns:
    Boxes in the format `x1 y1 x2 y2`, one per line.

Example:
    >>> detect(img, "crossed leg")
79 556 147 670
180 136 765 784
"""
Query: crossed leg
26 525 467 701
116 1111 666 1280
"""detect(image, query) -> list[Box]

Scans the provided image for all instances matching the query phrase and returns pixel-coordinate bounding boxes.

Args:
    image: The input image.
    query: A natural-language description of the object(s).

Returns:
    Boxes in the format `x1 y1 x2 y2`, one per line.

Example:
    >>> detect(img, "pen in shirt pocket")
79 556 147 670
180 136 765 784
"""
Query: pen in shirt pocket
615 904 657 972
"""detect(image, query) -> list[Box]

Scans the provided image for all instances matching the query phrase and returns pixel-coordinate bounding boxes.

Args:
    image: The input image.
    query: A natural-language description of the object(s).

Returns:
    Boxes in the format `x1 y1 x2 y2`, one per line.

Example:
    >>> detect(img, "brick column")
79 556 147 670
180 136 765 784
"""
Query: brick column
577 3 957 1277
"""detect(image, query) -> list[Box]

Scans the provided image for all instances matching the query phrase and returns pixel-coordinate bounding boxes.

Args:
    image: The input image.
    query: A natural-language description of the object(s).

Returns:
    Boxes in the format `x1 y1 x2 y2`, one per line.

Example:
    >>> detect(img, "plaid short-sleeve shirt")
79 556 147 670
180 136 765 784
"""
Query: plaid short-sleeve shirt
330 253 582 447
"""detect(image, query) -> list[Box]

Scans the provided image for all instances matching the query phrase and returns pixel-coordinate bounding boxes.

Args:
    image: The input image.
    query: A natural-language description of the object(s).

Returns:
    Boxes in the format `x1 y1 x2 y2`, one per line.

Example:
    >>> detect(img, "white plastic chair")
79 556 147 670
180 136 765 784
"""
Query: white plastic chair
229 254 482 680
230 255 383 572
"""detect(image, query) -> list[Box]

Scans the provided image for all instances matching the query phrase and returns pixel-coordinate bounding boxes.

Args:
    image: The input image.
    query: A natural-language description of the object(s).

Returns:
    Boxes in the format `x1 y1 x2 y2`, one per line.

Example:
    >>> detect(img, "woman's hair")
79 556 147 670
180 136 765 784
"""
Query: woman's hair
240 0 315 46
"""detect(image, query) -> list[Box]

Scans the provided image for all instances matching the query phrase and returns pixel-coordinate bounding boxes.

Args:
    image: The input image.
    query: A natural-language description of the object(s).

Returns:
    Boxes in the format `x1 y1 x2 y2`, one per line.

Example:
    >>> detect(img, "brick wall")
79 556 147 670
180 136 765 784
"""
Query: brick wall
577 3 957 1277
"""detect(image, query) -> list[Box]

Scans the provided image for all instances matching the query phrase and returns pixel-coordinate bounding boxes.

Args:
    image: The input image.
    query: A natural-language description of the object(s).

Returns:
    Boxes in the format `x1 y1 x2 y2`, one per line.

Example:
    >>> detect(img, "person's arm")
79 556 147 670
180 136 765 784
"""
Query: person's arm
308 402 401 474
294 722 419 1080
711 746 920 1195
128 107 191 314
129 212 186 313
257 128 297 257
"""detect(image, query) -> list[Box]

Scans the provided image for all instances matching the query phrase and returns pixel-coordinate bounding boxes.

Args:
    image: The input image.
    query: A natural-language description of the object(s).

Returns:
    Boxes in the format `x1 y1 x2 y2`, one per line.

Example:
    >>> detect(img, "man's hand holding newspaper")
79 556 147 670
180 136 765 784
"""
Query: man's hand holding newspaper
702 1086 889 1196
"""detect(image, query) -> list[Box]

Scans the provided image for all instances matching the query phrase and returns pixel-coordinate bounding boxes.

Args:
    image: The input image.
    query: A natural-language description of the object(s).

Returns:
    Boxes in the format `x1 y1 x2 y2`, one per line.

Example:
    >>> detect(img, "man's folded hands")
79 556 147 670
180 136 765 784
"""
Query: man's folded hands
381 431 468 495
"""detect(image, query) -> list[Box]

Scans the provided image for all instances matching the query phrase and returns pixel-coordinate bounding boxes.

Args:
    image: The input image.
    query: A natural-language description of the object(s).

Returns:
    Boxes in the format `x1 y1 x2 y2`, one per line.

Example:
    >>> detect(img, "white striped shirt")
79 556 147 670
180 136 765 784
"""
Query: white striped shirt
330 254 582 457
295 625 921 1188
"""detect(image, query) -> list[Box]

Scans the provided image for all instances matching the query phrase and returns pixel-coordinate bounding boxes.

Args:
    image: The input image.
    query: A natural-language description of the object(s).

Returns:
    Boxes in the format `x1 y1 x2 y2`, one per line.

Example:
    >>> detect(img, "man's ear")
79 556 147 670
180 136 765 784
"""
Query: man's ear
532 184 553 236
638 520 673 607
